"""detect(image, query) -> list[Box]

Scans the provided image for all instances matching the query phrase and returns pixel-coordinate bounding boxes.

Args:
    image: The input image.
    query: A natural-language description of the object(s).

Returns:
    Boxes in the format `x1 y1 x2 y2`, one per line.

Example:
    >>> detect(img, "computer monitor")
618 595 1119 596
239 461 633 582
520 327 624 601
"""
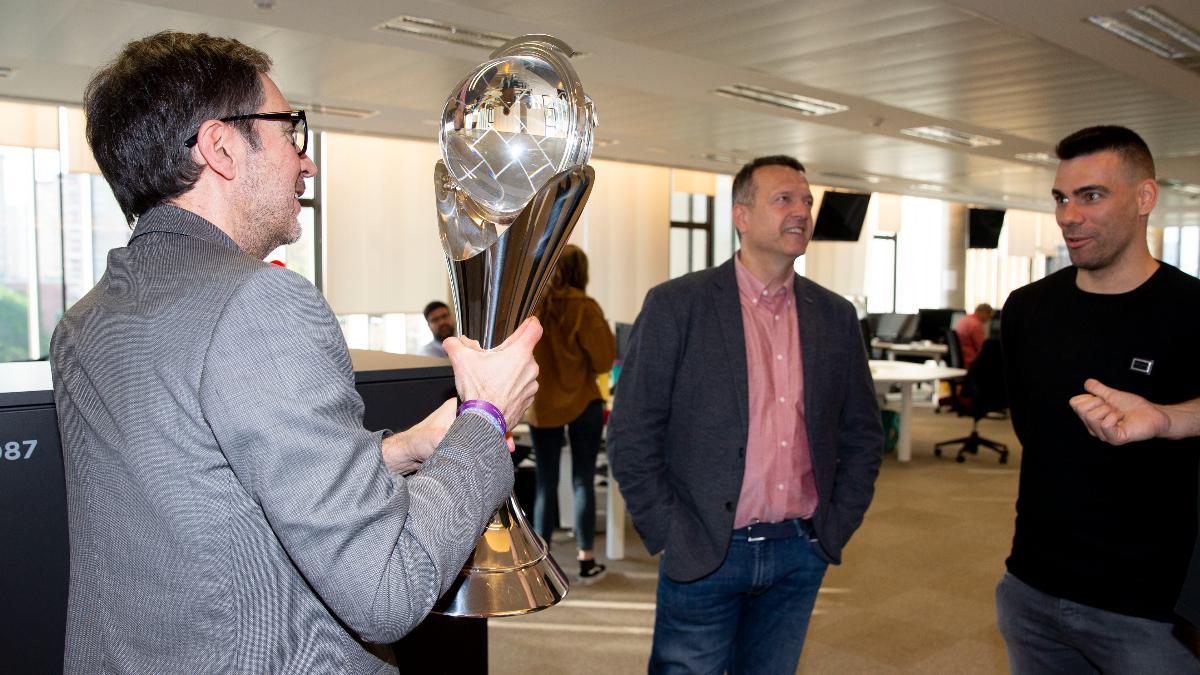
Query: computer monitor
874 313 917 343
916 308 963 343
813 191 872 241
614 322 634 361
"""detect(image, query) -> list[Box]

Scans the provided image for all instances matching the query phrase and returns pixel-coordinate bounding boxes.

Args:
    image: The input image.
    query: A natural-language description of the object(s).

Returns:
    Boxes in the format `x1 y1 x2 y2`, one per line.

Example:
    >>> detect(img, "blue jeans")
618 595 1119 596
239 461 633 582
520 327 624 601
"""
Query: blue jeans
996 572 1200 674
531 399 604 551
650 523 828 674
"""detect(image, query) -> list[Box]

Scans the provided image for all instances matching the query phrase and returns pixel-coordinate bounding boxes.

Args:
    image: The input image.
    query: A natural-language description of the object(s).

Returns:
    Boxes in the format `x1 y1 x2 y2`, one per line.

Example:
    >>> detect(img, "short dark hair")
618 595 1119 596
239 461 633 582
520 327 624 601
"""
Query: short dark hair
732 155 807 206
84 31 272 225
423 301 450 321
1055 125 1155 180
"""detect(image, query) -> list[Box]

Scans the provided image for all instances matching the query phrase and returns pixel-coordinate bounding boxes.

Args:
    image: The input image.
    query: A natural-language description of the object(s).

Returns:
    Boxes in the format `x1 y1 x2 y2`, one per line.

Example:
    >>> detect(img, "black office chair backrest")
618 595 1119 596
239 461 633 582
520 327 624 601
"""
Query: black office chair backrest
943 328 963 369
963 338 1007 419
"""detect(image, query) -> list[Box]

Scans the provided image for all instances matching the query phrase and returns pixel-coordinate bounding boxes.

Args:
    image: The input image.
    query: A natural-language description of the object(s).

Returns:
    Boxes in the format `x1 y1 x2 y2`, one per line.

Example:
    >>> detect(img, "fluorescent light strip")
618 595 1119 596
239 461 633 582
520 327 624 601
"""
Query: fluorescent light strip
1127 6 1200 53
900 125 1001 148
375 16 513 50
1015 151 1058 166
1087 15 1185 59
294 102 379 119
715 84 848 117
820 171 882 184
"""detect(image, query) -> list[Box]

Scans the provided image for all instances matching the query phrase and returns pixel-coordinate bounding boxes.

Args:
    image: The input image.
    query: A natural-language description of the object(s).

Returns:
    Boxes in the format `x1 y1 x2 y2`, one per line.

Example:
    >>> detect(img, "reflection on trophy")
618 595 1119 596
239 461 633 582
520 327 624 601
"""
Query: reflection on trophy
431 35 597 617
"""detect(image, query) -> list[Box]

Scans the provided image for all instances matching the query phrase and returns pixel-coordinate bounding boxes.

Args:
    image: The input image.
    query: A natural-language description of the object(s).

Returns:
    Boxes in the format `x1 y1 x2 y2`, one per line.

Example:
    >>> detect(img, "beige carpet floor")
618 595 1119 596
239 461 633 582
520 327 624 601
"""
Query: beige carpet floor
488 403 1021 674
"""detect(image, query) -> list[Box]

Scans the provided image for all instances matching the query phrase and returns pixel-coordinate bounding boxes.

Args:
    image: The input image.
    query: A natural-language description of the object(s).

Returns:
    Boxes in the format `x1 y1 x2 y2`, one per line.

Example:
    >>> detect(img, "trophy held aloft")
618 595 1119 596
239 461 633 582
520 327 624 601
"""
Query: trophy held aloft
431 35 597 617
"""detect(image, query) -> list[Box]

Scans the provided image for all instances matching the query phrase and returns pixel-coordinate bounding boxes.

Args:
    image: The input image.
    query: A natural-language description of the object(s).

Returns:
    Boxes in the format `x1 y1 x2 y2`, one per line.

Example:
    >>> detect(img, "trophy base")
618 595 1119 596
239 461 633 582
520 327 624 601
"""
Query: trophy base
431 493 570 617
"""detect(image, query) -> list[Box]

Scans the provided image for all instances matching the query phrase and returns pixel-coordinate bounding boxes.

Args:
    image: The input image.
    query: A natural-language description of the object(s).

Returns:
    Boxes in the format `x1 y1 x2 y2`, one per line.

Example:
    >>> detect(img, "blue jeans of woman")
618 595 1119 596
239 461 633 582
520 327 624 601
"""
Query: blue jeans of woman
530 399 605 551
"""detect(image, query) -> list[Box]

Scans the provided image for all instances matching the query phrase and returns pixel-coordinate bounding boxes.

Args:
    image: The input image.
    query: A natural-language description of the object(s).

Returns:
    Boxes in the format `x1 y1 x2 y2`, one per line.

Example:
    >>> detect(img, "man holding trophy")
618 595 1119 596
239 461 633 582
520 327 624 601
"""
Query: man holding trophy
51 31 543 672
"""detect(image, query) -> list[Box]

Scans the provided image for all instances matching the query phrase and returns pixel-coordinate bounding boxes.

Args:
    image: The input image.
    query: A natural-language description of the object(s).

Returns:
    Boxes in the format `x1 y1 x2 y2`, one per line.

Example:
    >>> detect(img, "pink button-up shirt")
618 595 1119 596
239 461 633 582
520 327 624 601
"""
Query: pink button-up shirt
733 254 818 528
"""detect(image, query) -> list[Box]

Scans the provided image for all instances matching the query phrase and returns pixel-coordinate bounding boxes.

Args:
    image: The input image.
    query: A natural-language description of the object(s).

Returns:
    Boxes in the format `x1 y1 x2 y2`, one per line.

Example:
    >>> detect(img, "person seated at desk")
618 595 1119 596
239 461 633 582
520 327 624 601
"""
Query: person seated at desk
955 303 993 368
418 300 456 358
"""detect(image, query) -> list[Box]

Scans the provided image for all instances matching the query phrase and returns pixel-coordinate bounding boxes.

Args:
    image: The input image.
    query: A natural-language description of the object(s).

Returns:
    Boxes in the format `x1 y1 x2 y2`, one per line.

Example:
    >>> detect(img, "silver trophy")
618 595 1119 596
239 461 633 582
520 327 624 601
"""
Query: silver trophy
431 35 597 617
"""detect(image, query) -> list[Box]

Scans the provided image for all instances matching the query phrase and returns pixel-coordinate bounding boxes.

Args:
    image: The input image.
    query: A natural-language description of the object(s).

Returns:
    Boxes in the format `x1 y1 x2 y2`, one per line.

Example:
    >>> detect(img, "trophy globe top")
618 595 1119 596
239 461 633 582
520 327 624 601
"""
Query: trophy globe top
439 35 596 225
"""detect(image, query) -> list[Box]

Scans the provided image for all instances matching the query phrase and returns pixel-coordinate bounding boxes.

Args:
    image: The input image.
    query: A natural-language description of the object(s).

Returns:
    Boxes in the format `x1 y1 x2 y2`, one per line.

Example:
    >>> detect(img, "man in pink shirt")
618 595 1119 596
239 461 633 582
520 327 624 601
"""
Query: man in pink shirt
610 156 883 673
954 303 994 367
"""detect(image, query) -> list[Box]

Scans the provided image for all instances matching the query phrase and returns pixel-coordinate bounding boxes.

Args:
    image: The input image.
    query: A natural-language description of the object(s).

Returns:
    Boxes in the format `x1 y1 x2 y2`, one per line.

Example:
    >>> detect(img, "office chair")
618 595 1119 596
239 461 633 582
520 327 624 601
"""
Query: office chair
934 338 1009 463
936 328 965 414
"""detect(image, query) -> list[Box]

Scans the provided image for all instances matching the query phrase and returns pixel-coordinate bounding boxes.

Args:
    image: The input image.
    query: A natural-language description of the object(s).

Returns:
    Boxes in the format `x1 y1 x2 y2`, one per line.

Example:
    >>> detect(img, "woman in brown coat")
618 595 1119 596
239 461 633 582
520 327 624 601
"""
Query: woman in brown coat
529 245 616 581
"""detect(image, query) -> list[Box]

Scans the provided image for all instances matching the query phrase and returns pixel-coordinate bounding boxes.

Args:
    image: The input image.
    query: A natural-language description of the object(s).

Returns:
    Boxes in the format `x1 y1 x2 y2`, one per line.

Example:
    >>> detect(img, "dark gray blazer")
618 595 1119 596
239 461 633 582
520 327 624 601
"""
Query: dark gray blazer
51 205 513 673
608 259 882 582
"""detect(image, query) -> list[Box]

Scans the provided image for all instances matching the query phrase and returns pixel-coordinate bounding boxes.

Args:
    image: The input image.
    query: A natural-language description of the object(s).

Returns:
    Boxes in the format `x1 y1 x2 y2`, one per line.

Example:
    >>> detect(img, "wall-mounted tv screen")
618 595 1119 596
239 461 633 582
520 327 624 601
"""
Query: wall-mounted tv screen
813 191 872 242
968 208 1006 249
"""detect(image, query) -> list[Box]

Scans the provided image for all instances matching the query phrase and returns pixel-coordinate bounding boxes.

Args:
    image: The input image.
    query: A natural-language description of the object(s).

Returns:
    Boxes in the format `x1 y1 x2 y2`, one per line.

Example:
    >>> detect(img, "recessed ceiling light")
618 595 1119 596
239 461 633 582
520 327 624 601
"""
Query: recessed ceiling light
819 171 882 184
375 16 513 51
594 138 620 148
294 102 380 119
910 183 950 193
900 126 1002 148
701 152 750 165
714 84 848 117
1015 151 1058 166
1126 6 1200 52
1087 15 1185 59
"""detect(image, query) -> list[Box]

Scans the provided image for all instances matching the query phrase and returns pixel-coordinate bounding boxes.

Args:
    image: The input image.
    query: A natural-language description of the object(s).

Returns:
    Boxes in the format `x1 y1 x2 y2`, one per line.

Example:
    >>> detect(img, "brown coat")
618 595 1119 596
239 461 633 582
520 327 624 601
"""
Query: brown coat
528 287 616 428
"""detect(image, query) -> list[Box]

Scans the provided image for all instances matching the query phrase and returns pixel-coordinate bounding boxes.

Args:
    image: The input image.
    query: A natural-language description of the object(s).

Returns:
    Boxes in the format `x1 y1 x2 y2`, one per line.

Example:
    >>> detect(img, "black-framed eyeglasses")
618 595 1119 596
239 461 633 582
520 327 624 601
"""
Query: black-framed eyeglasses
184 110 308 156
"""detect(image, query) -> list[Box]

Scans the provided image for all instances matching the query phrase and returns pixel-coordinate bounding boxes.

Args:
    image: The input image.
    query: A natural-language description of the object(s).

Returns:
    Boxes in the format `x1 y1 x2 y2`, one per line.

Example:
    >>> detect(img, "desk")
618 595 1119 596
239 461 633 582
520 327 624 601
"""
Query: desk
869 360 966 462
871 339 949 361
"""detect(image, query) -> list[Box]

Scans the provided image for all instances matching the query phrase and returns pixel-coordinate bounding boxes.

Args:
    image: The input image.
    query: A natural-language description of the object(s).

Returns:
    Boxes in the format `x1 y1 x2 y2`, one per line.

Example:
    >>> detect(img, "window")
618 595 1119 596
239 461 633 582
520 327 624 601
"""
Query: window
668 191 713 278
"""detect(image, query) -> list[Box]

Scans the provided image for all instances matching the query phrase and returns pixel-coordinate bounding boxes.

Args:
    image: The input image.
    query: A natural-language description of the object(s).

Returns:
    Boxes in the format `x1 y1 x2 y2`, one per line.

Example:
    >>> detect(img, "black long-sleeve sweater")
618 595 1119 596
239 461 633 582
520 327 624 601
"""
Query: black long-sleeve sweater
1003 263 1200 621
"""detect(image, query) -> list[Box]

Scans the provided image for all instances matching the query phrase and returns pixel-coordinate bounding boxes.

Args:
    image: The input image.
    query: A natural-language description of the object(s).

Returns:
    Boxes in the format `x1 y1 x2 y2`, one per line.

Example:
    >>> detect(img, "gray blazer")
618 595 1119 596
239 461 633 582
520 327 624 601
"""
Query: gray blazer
50 205 513 673
608 259 882 582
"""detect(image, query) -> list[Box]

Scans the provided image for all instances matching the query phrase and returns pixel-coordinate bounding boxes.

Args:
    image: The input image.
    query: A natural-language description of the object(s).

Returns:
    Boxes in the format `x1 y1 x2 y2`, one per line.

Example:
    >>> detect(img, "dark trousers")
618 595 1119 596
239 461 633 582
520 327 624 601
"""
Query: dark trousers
530 399 605 552
530 398 604 547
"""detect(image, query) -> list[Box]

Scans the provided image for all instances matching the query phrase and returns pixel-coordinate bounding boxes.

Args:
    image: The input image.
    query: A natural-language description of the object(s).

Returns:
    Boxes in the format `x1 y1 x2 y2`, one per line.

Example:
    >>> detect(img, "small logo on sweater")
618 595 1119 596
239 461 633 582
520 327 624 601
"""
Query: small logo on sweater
1130 358 1154 375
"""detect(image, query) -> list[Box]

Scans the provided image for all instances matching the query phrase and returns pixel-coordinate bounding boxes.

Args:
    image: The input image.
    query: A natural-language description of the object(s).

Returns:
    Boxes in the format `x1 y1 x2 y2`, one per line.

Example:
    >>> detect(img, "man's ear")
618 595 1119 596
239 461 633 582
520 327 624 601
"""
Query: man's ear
732 203 748 236
191 120 238 182
1135 177 1158 217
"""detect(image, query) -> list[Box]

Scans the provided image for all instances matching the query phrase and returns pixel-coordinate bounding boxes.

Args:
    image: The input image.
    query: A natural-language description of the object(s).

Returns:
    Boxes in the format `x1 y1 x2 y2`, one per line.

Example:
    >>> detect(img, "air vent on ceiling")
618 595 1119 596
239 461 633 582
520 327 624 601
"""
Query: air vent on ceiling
374 16 514 51
1088 6 1200 76
294 102 379 119
901 125 1002 148
714 84 848 117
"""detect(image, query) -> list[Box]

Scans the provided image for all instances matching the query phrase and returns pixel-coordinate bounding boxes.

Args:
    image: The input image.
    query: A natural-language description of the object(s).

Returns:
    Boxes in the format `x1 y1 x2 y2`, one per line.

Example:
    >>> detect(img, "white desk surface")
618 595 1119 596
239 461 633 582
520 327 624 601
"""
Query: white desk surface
870 360 964 383
0 360 53 394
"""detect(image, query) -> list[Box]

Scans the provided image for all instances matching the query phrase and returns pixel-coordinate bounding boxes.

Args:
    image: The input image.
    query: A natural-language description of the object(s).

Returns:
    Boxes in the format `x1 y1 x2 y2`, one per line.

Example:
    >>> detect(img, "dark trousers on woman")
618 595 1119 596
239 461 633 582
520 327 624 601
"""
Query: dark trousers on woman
530 399 605 550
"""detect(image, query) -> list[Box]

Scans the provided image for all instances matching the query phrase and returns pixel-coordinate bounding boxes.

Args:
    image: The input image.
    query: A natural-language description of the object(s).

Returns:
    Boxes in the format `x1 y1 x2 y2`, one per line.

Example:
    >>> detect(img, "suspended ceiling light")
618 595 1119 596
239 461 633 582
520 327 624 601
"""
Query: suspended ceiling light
293 102 380 119
375 16 514 51
714 84 848 117
900 125 1002 148
1087 15 1185 59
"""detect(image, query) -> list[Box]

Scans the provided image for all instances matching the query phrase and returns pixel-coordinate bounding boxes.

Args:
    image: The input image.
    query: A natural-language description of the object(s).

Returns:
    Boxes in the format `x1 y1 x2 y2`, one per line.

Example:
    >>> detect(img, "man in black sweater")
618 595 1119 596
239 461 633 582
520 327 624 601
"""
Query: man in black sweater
998 125 1200 672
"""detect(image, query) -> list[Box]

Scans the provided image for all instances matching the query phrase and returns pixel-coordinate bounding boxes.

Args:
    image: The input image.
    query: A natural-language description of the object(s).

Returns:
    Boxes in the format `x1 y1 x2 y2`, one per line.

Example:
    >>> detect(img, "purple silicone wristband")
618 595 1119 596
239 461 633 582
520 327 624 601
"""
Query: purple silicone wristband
457 399 507 437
